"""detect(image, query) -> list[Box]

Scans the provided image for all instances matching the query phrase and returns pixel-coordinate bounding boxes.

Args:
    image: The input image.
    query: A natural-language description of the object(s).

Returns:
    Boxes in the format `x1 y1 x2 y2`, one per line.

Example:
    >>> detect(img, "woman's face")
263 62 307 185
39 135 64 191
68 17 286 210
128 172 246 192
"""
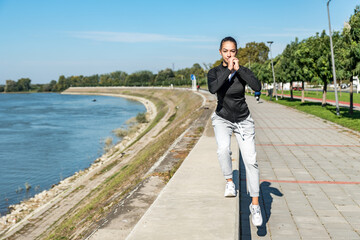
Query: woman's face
219 41 237 65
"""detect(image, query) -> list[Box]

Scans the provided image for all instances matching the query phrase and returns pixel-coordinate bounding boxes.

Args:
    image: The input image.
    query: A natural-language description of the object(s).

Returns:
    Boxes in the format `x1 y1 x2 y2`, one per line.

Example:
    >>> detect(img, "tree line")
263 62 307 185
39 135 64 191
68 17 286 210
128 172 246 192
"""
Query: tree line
54 62 211 91
0 78 57 93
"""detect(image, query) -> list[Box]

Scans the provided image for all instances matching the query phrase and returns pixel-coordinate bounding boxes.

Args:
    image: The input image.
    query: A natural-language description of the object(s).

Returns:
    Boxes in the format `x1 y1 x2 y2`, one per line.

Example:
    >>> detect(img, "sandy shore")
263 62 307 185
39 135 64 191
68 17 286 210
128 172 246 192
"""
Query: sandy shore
0 89 157 235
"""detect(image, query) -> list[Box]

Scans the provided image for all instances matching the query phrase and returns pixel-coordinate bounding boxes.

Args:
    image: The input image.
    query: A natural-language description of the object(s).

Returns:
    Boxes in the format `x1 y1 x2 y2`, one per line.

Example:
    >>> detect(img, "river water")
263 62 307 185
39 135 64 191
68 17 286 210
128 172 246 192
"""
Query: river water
0 93 145 216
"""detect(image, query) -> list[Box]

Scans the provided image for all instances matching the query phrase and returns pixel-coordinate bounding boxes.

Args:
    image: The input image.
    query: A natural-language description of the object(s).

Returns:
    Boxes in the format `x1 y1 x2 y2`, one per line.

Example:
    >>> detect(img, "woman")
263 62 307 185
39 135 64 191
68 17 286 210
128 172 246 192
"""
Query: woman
207 36 263 227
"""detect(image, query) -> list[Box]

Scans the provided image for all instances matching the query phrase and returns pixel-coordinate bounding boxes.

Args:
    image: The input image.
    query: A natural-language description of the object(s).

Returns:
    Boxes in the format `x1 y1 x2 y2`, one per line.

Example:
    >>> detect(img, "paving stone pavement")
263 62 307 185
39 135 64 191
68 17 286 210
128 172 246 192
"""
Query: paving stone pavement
124 93 359 240
241 97 360 240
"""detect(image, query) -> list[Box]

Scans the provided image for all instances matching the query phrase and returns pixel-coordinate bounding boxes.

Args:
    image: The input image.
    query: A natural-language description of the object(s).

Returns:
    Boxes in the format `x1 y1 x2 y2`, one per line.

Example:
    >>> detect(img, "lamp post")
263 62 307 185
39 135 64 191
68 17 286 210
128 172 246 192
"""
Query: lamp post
327 0 340 115
267 41 277 100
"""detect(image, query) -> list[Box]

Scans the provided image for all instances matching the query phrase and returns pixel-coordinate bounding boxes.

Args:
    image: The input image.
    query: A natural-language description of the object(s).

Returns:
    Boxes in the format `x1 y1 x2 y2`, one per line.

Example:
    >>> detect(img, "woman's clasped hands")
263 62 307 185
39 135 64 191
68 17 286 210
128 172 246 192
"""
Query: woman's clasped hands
227 57 240 72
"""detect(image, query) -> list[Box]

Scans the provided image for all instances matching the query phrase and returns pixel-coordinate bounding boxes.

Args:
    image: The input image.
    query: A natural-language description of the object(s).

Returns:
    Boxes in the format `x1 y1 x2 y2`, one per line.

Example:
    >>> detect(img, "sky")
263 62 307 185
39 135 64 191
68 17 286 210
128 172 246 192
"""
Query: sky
0 0 358 84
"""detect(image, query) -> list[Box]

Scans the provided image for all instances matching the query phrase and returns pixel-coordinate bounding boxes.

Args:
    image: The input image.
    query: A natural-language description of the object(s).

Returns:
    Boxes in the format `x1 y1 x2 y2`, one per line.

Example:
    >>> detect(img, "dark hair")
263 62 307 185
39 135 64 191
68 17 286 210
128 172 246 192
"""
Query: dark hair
220 36 237 50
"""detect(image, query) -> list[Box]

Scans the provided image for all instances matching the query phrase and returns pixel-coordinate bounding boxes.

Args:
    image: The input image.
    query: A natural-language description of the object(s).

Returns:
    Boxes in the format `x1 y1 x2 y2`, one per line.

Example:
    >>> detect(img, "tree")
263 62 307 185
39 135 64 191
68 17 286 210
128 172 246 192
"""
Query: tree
295 37 318 102
17 78 31 91
40 80 57 92
155 68 175 85
190 63 205 77
54 75 69 91
342 5 360 114
295 31 333 106
99 74 112 86
274 55 286 98
314 31 333 106
348 5 360 75
79 75 99 87
110 71 127 86
251 61 272 91
49 80 57 90
125 71 154 86
175 66 194 86
279 39 302 100
236 42 269 66
5 80 18 92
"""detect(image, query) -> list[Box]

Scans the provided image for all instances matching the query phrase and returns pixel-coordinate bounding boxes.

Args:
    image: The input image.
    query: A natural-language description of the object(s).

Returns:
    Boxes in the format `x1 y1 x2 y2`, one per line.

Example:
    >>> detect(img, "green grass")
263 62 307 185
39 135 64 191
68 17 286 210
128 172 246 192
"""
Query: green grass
276 90 360 104
262 95 360 132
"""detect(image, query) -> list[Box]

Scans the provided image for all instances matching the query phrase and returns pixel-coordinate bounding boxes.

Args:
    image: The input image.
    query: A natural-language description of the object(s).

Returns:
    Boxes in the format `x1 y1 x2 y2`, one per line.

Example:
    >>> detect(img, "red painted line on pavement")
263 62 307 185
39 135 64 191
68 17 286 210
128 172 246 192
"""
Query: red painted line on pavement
241 178 360 185
256 143 360 147
260 179 360 185
257 127 329 130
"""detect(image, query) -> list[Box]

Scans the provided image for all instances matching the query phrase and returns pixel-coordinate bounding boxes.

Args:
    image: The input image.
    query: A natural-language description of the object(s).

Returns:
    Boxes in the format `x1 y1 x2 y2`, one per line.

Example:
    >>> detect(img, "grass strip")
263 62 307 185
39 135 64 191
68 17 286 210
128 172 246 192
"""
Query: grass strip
274 90 360 104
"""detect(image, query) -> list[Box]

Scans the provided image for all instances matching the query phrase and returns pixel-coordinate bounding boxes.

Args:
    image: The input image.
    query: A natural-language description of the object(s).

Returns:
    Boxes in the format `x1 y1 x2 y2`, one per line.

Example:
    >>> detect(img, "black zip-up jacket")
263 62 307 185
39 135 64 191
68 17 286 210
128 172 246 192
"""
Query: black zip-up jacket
208 63 261 123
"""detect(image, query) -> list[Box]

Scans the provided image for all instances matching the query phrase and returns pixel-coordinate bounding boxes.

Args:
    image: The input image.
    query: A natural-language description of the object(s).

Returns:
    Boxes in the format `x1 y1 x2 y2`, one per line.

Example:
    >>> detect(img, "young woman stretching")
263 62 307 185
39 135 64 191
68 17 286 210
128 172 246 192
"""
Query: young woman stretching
207 36 263 227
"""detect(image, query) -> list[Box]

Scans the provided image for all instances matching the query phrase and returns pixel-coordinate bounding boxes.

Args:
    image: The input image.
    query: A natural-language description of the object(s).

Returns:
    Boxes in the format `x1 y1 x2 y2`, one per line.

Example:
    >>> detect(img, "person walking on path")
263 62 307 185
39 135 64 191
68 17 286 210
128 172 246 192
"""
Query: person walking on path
207 36 263 227
254 91 261 103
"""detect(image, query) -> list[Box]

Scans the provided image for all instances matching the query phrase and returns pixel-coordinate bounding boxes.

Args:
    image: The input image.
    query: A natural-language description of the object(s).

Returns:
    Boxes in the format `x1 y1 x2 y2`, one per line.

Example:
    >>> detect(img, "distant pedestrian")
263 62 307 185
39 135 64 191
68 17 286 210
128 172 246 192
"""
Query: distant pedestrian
197 84 200 91
254 91 261 103
207 36 263 227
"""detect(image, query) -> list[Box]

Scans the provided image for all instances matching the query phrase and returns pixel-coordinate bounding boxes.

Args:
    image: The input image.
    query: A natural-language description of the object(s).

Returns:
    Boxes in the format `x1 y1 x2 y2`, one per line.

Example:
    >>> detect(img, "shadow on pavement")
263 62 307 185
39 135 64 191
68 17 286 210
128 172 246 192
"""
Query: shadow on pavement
239 154 283 239
257 181 283 236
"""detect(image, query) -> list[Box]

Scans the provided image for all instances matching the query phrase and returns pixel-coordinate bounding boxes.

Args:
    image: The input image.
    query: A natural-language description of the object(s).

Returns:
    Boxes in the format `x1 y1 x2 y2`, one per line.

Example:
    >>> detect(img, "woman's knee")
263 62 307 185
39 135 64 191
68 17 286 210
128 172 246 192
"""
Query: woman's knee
217 145 231 157
242 154 258 168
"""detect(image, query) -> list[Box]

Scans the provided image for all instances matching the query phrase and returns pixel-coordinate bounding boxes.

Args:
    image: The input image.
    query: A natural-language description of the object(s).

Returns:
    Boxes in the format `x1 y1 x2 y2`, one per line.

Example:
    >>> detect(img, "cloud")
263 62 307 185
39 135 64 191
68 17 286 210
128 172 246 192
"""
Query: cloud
250 27 322 38
71 31 216 43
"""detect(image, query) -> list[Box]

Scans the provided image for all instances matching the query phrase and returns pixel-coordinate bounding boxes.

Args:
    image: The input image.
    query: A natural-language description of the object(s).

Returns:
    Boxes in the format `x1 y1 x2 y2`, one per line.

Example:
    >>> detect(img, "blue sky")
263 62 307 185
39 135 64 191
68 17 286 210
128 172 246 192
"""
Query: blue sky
0 0 358 84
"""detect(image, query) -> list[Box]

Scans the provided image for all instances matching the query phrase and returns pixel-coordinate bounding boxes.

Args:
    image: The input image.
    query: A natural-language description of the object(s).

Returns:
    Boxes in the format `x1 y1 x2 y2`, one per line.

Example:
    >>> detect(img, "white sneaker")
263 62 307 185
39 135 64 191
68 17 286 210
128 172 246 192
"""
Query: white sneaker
249 203 263 226
224 181 236 197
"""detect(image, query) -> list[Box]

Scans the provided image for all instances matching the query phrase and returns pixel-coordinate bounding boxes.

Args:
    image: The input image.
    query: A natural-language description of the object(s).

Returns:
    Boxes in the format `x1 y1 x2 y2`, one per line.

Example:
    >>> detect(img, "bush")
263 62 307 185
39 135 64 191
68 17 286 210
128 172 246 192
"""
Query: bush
113 128 129 138
136 113 147 123
103 137 113 153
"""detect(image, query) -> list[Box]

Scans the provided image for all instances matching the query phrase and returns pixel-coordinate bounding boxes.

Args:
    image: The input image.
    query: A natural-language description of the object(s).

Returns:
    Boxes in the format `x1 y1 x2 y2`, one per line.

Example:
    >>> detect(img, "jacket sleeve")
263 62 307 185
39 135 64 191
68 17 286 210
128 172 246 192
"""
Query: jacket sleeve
237 66 262 92
207 67 231 94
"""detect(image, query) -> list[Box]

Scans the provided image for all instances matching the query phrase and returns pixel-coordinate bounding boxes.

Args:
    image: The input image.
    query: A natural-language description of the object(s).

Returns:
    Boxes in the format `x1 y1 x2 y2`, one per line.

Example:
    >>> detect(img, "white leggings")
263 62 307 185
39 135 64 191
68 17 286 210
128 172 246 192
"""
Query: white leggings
211 112 259 197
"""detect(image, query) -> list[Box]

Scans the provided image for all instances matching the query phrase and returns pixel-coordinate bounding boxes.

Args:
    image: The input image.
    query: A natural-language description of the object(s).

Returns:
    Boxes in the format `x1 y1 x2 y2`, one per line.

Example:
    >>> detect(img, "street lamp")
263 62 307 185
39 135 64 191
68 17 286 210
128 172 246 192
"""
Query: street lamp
267 41 277 100
327 0 340 115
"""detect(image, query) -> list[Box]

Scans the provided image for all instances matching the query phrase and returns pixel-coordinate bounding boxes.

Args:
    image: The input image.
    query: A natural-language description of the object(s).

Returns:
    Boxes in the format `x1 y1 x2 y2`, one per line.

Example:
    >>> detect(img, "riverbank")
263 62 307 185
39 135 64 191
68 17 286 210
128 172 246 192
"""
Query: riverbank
1 87 207 240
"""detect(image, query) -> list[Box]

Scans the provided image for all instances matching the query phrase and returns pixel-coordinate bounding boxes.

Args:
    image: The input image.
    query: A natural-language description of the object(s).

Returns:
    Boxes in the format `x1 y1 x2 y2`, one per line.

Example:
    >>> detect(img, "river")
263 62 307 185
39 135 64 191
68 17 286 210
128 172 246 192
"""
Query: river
0 93 145 216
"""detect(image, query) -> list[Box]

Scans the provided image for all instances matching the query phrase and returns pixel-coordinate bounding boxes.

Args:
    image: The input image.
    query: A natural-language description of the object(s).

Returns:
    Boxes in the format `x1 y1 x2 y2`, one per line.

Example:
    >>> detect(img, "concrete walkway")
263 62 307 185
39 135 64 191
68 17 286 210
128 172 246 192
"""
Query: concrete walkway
127 96 360 239
126 116 240 240
242 98 360 239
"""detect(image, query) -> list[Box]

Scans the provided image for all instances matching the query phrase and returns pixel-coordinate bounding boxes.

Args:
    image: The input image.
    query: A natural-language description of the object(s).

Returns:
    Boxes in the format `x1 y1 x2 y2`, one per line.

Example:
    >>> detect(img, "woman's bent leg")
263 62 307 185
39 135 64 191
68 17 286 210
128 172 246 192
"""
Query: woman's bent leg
211 113 234 180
